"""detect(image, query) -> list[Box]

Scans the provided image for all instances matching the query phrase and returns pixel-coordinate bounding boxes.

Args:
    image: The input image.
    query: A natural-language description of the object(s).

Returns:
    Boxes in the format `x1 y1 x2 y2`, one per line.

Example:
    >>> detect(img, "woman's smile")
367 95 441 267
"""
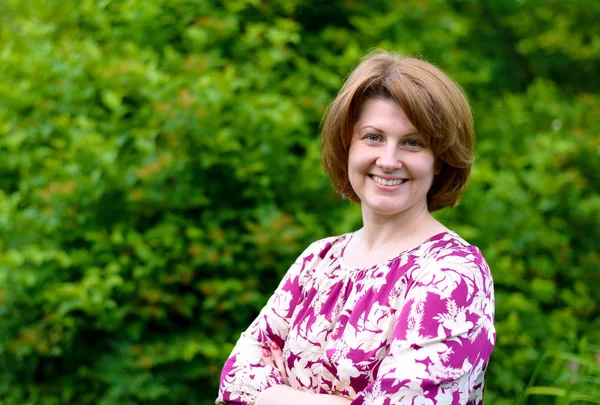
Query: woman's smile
369 174 408 187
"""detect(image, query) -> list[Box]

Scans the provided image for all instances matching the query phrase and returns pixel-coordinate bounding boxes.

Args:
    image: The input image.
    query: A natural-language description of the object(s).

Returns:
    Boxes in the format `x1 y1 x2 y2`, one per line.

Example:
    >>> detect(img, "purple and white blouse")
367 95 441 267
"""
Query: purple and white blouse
216 231 496 405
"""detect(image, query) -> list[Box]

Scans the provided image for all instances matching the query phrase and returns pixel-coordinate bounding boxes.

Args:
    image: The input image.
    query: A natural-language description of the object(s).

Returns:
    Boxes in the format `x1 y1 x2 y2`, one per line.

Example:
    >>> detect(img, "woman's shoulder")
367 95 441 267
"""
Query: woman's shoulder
412 230 492 278
407 231 495 306
288 234 350 284
299 233 351 261
416 230 485 258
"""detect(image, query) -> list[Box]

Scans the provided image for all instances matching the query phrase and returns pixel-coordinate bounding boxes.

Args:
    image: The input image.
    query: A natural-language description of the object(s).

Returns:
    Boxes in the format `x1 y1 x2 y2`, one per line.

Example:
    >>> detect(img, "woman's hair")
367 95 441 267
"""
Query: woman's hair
320 50 475 212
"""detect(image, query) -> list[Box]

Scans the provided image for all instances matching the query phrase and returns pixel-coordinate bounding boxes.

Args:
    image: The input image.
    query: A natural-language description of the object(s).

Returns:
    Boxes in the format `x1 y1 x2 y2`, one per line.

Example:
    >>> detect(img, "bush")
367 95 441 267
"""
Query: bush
0 1 598 404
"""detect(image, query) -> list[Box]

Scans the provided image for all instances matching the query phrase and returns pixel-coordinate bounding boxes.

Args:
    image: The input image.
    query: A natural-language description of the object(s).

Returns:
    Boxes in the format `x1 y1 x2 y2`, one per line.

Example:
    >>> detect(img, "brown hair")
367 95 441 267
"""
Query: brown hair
320 50 475 212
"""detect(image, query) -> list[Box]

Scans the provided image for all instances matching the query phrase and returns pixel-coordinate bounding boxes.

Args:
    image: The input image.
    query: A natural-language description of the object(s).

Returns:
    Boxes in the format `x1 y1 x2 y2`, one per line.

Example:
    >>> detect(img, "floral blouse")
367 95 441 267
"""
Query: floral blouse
216 231 496 405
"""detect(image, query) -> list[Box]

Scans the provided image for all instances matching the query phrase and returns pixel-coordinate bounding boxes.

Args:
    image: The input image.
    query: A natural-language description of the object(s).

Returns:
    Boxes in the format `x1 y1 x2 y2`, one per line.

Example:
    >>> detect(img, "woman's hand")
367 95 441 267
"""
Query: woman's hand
262 340 289 385
259 341 352 405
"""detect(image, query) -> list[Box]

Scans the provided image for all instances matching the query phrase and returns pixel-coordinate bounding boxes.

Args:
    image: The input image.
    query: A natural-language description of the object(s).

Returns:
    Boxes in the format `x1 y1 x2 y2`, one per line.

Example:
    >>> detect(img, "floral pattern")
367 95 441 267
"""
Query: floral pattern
216 231 495 405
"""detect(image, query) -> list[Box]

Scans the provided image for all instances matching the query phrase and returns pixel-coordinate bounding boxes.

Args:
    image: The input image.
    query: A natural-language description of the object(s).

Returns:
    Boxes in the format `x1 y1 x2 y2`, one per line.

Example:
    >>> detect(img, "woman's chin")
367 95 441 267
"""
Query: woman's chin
360 197 427 219
361 202 407 218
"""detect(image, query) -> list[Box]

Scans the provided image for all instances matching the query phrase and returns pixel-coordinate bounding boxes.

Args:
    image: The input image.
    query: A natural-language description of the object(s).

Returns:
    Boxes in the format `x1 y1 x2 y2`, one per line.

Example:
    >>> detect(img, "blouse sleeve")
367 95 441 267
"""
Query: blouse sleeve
350 253 496 405
216 238 334 405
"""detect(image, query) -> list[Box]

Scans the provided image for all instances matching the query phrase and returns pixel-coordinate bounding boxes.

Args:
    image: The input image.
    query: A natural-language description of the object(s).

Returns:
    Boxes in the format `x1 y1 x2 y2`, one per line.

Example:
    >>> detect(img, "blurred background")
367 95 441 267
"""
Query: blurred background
0 0 598 404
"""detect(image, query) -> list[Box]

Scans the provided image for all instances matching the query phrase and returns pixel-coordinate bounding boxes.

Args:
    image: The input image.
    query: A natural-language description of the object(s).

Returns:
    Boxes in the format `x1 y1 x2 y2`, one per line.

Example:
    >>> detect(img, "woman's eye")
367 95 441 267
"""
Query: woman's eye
406 139 421 147
366 134 380 142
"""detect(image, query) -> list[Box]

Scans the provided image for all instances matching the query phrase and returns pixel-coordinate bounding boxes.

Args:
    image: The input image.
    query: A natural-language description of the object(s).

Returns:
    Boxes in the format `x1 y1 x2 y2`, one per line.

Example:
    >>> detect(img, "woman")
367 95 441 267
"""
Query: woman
216 51 496 405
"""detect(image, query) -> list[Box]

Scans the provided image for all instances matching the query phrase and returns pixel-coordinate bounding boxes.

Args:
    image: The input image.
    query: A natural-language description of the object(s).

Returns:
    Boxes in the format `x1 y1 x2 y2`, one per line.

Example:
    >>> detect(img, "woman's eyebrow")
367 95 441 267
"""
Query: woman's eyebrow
360 125 421 137
359 125 384 132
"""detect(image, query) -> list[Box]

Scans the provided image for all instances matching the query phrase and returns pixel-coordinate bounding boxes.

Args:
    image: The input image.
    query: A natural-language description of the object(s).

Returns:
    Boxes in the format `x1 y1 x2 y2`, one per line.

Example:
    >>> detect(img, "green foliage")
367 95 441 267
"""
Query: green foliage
0 0 598 404
518 343 600 404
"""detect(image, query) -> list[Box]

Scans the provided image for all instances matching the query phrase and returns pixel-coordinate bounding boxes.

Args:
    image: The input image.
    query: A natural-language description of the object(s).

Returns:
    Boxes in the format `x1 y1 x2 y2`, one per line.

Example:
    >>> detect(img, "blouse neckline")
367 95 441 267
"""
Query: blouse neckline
338 230 456 271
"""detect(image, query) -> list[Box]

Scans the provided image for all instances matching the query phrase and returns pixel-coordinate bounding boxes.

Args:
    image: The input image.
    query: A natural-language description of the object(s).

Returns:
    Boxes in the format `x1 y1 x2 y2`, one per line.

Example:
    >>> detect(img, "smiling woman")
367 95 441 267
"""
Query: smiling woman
216 51 495 405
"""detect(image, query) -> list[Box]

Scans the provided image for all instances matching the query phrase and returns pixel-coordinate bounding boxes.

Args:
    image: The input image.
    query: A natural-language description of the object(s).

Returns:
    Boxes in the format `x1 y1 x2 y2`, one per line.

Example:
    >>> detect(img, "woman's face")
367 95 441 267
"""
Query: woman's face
348 98 436 220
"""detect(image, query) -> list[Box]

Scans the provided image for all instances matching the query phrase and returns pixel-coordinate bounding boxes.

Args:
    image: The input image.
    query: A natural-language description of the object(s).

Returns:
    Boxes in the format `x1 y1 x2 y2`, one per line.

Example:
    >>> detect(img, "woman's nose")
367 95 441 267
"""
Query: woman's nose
376 145 402 172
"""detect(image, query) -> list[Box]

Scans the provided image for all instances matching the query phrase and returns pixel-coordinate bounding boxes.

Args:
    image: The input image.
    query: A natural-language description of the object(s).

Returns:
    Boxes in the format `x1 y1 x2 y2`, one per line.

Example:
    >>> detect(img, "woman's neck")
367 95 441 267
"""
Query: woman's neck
357 205 446 254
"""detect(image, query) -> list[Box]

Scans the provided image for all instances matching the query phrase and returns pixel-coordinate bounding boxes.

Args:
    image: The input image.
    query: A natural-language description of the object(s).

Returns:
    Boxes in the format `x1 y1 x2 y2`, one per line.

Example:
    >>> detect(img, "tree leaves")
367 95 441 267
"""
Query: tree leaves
0 0 598 404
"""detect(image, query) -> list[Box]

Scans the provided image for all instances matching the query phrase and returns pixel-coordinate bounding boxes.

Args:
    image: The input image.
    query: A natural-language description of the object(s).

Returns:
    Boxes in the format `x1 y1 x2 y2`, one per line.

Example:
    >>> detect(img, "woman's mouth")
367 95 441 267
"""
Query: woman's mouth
369 175 408 186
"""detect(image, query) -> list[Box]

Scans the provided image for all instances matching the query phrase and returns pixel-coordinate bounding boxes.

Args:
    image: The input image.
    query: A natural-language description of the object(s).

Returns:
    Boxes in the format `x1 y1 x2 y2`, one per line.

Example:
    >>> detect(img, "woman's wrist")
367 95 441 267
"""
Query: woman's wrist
257 386 306 405
257 386 352 405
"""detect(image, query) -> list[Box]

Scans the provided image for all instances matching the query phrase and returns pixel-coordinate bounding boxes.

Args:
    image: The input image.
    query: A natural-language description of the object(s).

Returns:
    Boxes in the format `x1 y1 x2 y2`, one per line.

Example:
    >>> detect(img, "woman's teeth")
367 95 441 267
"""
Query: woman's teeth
371 176 407 186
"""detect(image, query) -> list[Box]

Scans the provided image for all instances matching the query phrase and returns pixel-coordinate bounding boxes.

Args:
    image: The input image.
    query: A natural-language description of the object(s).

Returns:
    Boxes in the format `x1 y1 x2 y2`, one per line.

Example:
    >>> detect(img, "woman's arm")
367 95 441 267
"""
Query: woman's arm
258 343 351 405
258 386 352 405
216 238 336 405
347 255 496 404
